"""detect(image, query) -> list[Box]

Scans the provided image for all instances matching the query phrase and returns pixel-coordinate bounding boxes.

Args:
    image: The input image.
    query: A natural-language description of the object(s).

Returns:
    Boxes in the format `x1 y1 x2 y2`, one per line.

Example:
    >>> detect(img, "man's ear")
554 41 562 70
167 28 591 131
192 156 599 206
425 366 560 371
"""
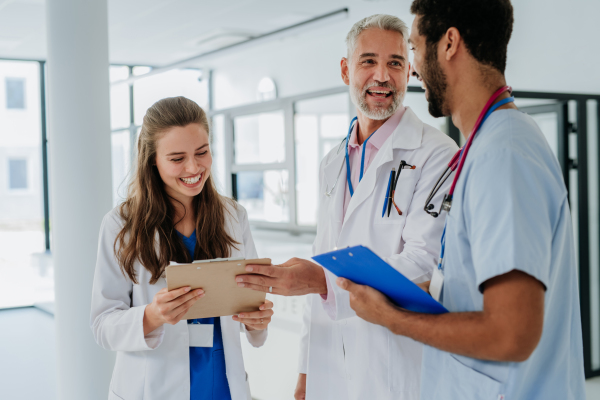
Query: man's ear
406 62 412 84
442 27 461 61
341 57 350 86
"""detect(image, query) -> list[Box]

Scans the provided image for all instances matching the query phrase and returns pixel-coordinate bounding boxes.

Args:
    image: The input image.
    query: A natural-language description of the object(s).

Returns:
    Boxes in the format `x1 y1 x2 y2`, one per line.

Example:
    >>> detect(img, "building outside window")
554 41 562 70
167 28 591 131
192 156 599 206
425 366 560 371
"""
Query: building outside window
7 158 28 190
5 78 25 109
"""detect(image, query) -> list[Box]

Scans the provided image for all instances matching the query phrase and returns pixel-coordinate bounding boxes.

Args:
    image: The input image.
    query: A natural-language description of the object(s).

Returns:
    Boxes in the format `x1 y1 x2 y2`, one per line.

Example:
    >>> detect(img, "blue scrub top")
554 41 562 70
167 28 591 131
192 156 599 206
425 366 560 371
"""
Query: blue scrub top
421 110 586 399
177 230 232 400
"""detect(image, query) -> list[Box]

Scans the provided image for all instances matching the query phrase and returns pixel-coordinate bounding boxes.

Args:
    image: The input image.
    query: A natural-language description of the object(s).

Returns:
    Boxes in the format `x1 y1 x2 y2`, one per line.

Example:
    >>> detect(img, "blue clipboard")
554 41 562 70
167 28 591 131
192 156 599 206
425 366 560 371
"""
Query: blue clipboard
313 245 448 314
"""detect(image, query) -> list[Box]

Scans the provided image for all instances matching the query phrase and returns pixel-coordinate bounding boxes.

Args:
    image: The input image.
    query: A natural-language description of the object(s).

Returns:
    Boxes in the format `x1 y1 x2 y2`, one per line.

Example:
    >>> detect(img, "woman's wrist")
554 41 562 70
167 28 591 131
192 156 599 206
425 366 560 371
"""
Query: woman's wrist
143 304 162 336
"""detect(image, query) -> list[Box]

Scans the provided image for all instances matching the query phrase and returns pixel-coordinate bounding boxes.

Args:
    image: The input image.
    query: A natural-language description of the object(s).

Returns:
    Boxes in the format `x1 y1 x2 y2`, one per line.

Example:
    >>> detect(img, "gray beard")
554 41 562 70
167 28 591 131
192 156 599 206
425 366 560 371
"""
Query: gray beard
350 82 404 120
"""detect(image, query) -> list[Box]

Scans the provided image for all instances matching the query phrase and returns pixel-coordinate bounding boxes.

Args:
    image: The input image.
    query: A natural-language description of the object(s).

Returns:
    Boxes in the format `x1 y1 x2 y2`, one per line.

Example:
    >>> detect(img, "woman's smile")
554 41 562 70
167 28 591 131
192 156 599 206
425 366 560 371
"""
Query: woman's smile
179 172 203 188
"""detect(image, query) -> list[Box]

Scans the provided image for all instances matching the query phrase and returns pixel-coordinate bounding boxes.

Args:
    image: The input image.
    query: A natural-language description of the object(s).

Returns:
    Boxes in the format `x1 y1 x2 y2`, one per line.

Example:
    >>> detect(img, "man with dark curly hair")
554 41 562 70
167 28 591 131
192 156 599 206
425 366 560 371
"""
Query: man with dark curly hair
337 1 587 399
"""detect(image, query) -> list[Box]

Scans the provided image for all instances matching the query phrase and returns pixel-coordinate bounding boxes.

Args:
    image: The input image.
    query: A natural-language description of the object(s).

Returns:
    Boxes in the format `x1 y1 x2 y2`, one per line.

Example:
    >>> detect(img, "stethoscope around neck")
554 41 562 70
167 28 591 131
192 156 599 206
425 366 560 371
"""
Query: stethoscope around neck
424 86 515 217
324 116 359 197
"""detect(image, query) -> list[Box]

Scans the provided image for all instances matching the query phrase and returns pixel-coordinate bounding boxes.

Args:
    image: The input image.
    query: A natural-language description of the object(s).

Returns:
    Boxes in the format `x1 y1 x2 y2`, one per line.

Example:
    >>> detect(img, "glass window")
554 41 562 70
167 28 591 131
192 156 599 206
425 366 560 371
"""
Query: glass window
294 93 349 226
518 100 562 160
403 91 447 134
5 78 25 109
0 60 47 309
236 170 289 223
133 66 151 76
234 111 285 165
8 159 28 190
530 112 559 157
110 66 131 130
211 114 227 194
111 130 131 206
133 68 208 125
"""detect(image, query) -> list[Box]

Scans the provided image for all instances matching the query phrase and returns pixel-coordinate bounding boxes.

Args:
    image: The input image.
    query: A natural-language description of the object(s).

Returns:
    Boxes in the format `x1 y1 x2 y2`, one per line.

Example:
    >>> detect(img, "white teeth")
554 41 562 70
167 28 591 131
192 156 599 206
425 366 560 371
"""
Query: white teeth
369 90 391 94
180 174 201 185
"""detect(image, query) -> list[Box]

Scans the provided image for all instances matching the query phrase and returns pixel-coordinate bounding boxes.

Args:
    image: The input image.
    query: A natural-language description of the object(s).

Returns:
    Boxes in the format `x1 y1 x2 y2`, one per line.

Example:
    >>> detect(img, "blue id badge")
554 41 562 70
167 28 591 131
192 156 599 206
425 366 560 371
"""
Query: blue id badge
188 324 213 347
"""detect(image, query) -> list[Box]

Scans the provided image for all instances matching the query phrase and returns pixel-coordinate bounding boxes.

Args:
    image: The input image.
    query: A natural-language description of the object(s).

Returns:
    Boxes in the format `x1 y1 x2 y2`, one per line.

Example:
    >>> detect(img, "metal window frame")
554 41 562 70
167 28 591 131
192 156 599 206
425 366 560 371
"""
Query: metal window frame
210 86 351 233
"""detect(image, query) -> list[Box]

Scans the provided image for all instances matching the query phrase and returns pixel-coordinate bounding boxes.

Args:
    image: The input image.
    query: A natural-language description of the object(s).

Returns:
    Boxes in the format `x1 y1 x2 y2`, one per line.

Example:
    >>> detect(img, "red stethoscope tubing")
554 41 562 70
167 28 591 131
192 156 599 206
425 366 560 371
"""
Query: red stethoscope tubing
446 85 512 197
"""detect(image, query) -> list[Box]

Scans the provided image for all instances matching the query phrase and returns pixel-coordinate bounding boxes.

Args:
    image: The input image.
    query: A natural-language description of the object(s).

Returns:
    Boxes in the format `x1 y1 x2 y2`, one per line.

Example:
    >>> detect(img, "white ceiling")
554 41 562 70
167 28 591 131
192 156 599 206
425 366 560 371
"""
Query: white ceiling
0 0 369 65
1 0 599 95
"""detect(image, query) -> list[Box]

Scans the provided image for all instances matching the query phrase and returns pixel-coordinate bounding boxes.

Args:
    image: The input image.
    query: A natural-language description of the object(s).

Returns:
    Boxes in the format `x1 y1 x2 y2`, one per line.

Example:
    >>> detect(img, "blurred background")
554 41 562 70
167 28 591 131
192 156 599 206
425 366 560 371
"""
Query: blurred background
0 0 599 399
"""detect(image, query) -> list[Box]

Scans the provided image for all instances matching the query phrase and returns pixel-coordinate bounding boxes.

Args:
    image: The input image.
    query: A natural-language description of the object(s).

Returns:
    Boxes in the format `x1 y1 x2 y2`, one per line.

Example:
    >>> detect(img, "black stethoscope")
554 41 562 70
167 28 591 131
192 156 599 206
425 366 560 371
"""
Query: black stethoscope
424 86 515 217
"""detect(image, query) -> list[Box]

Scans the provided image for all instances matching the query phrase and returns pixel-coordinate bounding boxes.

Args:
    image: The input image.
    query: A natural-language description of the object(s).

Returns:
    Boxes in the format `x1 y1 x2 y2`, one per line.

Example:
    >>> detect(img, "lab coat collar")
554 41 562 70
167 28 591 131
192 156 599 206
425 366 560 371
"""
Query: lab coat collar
342 106 424 225
390 107 423 150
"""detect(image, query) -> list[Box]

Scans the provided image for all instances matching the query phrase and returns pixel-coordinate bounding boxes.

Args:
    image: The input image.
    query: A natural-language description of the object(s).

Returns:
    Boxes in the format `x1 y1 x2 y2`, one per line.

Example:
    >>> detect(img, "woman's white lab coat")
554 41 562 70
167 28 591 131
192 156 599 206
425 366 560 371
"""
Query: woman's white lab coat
299 107 458 400
90 201 266 400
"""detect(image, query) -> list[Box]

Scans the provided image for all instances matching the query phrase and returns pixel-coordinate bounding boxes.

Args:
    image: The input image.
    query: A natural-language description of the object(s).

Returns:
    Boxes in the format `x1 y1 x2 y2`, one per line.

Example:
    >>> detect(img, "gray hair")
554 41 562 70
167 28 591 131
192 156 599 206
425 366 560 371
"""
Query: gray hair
346 14 409 60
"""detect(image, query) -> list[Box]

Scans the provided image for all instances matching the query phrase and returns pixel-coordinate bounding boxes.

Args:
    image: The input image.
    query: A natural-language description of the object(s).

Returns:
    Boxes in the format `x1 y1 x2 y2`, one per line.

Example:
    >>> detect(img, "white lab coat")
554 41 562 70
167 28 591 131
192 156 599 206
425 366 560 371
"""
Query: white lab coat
90 201 267 400
299 107 458 400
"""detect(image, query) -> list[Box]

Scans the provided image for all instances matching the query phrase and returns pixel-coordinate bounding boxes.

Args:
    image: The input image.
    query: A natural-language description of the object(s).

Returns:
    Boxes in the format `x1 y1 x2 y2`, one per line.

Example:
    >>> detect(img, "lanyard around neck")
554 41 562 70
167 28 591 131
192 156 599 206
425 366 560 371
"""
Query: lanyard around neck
447 87 515 199
344 117 377 197
438 90 515 272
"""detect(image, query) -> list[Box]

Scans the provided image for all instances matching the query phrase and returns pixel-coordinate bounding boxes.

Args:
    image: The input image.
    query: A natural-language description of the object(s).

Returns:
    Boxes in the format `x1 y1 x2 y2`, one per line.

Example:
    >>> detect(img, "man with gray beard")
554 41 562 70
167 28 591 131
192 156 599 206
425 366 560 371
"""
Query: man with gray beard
235 14 458 399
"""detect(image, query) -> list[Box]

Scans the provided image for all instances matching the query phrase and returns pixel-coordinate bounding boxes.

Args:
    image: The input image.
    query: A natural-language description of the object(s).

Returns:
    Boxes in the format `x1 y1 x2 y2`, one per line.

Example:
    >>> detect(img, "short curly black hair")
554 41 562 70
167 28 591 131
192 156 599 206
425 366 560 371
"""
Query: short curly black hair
410 0 514 73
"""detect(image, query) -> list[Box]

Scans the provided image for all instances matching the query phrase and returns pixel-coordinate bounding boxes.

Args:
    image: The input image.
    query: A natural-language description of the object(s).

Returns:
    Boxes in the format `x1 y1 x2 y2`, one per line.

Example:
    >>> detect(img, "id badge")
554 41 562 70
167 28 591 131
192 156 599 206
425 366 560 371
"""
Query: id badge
429 268 444 302
188 324 214 347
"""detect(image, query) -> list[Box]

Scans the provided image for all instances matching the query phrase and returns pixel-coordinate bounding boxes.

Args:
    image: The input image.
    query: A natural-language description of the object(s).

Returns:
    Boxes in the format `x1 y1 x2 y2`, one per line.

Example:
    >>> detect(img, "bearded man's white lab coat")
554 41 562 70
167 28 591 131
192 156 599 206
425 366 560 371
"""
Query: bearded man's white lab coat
299 107 458 400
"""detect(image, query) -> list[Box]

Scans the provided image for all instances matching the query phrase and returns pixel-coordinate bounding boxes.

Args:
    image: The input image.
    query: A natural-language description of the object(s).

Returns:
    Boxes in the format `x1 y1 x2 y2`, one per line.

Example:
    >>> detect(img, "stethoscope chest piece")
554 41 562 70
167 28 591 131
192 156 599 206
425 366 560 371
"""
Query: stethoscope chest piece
441 194 452 213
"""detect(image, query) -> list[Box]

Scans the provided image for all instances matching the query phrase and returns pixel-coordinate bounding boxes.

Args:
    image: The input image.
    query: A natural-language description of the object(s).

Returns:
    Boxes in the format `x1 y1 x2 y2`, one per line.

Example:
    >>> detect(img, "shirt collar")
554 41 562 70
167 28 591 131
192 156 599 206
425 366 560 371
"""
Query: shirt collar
348 106 406 150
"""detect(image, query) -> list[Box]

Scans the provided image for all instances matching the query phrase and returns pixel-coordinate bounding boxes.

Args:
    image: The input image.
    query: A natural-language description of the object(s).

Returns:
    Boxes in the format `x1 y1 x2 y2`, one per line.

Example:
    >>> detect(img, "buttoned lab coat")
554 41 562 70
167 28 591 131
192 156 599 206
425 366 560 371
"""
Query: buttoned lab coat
90 202 266 400
299 107 458 400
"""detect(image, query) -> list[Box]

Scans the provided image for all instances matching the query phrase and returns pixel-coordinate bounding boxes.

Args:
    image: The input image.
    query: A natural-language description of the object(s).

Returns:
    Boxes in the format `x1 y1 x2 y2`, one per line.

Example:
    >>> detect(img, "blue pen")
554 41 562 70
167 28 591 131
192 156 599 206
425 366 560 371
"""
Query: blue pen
382 170 394 217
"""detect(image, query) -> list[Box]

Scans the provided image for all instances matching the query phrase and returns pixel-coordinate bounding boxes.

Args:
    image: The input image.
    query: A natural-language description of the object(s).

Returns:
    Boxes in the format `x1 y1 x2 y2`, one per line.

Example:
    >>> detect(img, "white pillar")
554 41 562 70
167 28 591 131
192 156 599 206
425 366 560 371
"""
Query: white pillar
46 0 115 399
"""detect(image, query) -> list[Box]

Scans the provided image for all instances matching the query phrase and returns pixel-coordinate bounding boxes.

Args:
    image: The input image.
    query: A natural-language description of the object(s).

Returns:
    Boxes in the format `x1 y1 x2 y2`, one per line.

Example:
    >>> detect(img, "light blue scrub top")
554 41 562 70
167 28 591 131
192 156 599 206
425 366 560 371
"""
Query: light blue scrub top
420 110 586 400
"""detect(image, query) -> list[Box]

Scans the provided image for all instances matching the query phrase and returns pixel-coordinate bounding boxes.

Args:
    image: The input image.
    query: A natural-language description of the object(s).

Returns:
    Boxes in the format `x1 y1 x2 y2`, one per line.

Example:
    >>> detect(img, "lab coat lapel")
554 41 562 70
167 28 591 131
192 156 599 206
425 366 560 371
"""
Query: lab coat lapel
342 107 423 226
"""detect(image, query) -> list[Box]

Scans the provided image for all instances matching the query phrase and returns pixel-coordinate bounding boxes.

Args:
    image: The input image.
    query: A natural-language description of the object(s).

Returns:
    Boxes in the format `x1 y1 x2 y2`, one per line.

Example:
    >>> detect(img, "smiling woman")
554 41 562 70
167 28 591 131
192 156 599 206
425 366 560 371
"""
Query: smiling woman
90 96 273 400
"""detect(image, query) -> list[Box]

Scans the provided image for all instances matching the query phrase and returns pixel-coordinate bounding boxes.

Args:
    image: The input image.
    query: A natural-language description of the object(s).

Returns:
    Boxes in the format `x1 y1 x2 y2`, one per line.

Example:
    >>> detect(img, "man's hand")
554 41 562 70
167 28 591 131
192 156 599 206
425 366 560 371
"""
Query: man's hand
235 258 328 296
336 277 399 328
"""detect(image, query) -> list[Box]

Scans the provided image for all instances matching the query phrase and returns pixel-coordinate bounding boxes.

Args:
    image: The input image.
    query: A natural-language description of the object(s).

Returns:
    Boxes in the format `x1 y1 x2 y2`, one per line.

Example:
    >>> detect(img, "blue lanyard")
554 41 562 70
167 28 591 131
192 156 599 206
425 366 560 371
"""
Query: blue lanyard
344 117 377 197
438 96 515 271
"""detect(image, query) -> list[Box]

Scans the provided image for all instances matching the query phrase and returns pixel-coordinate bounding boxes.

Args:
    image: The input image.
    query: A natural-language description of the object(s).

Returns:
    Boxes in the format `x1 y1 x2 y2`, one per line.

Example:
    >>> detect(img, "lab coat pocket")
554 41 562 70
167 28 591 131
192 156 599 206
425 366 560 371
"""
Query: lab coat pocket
388 334 422 395
108 389 125 400
375 169 419 225
110 352 146 400
435 354 503 400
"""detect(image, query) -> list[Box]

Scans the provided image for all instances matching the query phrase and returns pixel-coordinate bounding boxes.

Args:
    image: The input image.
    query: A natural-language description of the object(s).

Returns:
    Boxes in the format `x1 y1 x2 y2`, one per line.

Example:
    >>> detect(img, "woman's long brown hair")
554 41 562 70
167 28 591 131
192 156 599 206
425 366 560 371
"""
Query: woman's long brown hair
115 96 238 284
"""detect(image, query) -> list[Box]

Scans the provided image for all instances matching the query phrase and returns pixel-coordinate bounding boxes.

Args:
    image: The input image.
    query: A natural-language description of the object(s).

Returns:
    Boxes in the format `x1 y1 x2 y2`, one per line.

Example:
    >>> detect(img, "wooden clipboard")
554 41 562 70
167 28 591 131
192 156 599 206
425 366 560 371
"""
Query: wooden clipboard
166 257 270 320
